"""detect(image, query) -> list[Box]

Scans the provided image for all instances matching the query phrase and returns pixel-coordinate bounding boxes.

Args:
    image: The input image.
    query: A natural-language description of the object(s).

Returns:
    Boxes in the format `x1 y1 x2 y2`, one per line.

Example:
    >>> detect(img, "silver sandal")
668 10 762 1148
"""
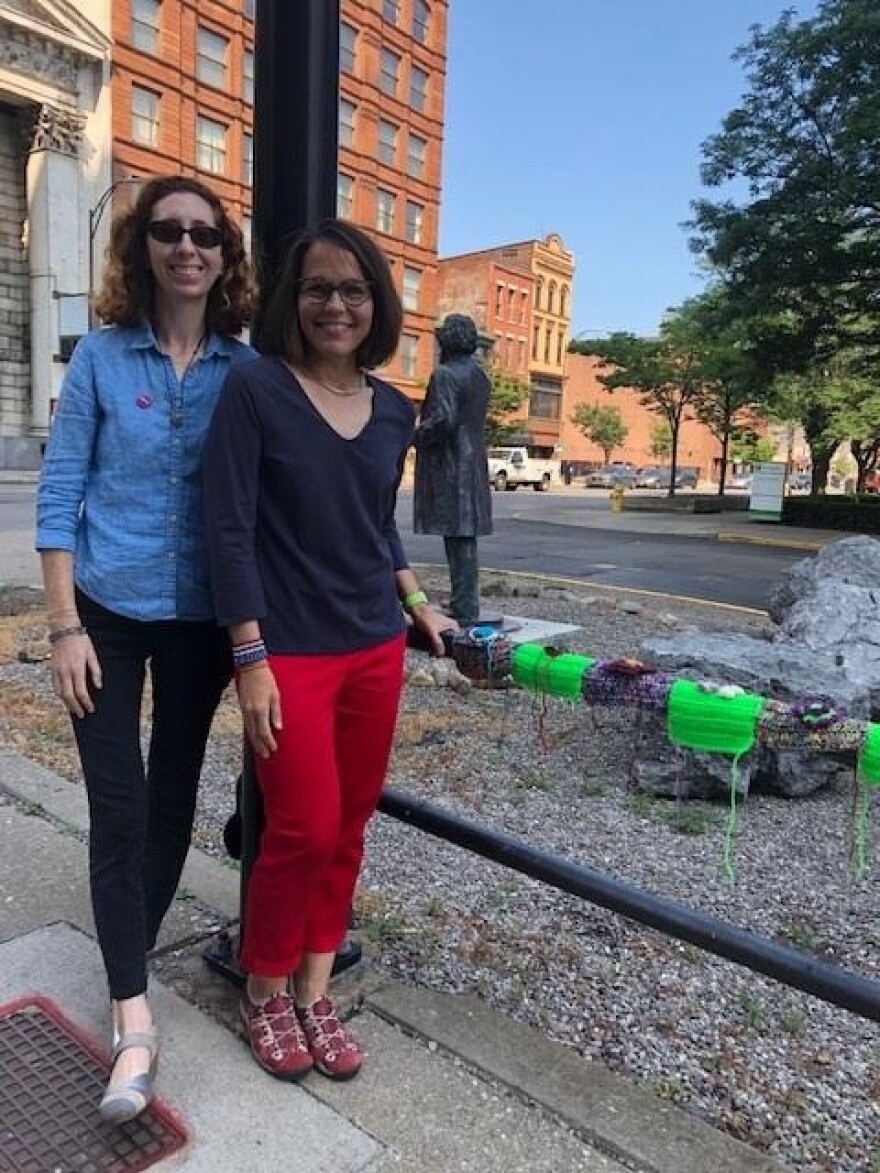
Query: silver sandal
99 1026 159 1124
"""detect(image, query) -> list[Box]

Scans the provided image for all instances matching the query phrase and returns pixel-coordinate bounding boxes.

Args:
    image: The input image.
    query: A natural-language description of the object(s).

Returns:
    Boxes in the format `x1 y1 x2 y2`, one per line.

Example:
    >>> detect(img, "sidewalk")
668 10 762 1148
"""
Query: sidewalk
0 750 785 1172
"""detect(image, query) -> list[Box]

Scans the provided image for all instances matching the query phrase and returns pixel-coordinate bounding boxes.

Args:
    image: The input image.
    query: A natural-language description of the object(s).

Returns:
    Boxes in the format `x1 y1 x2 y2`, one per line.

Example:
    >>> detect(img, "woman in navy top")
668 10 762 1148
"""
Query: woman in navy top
204 220 452 1082
36 176 256 1122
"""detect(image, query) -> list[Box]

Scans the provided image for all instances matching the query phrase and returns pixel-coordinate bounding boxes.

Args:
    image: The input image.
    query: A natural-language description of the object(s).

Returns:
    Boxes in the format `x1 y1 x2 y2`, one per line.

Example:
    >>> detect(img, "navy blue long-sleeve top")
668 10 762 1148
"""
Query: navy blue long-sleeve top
203 356 415 654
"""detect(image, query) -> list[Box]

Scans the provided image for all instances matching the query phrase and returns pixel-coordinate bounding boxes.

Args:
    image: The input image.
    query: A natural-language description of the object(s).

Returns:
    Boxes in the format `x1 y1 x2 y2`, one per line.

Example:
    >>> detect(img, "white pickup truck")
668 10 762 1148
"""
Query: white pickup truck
487 446 557 492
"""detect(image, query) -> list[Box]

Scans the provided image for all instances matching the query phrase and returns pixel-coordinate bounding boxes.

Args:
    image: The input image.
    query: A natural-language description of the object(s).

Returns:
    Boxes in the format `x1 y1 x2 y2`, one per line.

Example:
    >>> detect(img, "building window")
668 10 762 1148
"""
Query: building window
519 338 526 368
132 0 160 53
404 200 423 245
413 0 430 44
560 284 570 317
529 380 562 420
196 116 227 175
339 99 356 149
532 321 540 359
197 27 229 89
407 132 426 178
378 119 397 166
243 0 255 18
402 266 421 311
241 214 252 258
410 65 428 113
548 280 557 316
382 0 400 23
376 188 396 235
131 86 160 147
520 291 528 324
337 173 354 218
495 284 504 318
380 49 400 97
556 331 565 366
340 22 356 73
242 132 253 186
242 49 254 104
400 333 419 379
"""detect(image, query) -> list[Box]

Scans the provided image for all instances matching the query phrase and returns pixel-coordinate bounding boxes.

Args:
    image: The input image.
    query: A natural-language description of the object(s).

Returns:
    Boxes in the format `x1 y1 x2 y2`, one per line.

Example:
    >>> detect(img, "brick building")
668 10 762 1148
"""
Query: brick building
436 233 574 453
560 352 725 481
0 0 447 468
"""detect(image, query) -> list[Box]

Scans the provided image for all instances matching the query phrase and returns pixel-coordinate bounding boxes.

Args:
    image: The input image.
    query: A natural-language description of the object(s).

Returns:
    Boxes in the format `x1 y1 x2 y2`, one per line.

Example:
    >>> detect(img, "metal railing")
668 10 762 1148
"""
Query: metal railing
377 786 880 1023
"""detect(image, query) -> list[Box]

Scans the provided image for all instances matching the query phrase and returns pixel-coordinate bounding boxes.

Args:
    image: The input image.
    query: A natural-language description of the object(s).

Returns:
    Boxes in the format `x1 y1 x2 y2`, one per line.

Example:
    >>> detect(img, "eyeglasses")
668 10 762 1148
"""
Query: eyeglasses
147 220 223 249
296 279 373 307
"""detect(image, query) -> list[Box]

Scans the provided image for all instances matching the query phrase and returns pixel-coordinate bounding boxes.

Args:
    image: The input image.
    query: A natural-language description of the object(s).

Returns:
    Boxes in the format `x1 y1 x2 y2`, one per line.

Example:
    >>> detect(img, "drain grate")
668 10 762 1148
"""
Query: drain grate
0 996 187 1173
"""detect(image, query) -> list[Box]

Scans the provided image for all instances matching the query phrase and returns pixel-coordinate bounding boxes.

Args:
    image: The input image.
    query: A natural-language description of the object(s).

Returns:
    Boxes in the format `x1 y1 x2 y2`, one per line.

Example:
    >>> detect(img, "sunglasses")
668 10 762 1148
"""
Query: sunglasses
147 220 223 249
296 279 373 307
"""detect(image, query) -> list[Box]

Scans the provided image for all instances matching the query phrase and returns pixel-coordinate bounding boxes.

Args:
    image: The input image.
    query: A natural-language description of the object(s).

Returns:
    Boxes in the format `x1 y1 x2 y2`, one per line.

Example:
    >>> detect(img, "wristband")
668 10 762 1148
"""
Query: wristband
232 639 268 668
402 589 428 612
48 624 87 645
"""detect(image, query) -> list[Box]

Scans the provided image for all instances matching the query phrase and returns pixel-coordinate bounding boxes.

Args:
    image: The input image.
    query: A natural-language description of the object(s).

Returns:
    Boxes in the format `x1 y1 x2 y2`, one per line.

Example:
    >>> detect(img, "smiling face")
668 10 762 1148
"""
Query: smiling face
145 191 224 311
296 240 374 369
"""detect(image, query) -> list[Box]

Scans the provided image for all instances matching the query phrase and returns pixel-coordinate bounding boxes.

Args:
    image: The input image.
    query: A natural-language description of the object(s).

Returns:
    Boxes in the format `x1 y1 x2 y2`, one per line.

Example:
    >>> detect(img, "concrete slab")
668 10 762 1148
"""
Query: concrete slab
0 924 382 1172
498 616 582 646
304 1010 627 1173
367 983 785 1173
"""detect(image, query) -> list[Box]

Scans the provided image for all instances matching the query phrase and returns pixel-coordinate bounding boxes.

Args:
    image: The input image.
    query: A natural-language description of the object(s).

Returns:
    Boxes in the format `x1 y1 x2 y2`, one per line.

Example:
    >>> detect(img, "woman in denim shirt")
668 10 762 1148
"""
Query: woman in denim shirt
35 176 256 1123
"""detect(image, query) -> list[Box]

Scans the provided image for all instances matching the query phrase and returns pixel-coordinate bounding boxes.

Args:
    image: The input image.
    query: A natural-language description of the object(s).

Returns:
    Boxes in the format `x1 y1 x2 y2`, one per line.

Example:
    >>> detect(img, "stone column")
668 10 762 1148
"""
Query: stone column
25 103 85 438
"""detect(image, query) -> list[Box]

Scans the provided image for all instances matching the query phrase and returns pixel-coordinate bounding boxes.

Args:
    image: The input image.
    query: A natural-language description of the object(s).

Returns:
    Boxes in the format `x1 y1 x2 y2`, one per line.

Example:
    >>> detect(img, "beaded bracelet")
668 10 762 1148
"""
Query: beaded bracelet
48 624 87 645
232 639 268 668
402 589 428 612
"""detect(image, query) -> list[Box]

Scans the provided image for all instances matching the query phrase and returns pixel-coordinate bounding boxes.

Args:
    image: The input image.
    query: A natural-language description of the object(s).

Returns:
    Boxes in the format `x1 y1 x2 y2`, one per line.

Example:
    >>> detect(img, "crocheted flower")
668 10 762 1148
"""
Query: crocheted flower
790 697 844 730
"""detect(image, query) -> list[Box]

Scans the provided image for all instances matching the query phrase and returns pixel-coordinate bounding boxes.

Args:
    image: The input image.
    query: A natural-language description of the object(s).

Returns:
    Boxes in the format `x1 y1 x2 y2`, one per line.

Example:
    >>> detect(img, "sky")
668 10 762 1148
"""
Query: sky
439 0 821 339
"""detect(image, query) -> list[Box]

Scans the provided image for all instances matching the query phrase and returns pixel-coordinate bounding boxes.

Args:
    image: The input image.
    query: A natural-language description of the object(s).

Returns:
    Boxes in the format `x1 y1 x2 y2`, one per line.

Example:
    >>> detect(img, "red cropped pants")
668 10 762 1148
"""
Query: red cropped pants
240 634 405 977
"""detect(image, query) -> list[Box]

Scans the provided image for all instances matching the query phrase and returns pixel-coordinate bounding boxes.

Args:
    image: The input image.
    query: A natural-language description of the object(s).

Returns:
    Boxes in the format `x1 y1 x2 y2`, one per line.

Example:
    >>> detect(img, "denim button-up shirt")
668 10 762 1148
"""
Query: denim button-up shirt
36 324 258 621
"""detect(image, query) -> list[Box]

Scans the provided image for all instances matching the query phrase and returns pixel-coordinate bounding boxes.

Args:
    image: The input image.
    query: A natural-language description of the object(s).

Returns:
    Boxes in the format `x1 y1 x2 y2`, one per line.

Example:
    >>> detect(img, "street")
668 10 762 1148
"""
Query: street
399 488 800 611
1 481 806 610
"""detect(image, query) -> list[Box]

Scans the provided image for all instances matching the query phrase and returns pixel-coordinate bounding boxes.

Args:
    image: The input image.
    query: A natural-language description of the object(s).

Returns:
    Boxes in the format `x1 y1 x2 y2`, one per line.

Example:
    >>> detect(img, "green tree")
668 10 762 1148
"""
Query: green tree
483 365 530 445
570 403 628 464
729 428 777 466
689 0 880 482
571 312 709 496
649 420 671 459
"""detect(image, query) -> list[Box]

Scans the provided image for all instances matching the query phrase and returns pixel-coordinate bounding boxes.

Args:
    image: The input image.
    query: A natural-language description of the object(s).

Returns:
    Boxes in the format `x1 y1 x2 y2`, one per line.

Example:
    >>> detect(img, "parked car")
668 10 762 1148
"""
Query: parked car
633 466 698 489
727 472 752 491
787 470 813 494
585 466 637 488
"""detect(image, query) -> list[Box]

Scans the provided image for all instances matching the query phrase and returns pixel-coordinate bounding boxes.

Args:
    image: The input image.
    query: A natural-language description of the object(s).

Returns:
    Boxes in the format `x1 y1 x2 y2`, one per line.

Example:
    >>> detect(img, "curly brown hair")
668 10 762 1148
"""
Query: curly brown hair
92 176 252 336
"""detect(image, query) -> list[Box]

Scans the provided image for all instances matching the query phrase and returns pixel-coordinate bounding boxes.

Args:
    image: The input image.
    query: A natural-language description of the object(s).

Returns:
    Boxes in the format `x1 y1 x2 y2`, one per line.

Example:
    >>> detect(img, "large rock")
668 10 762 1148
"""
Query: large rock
634 633 869 799
769 535 880 622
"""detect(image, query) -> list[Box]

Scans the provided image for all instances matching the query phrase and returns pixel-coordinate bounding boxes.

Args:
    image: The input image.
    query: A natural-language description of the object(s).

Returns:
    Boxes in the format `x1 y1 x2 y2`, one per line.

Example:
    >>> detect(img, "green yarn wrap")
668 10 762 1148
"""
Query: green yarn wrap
511 644 596 700
667 680 765 756
857 723 880 786
667 680 766 883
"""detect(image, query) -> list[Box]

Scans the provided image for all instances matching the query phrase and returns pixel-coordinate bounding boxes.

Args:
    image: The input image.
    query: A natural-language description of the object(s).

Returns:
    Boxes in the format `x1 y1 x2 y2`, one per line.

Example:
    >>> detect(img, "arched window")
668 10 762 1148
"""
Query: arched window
548 280 557 316
560 284 570 317
535 277 544 312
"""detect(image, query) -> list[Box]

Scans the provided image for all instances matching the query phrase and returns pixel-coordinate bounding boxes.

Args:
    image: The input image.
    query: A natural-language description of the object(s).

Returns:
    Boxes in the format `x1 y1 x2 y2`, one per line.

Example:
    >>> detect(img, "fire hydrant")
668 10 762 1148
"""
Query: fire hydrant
610 483 625 513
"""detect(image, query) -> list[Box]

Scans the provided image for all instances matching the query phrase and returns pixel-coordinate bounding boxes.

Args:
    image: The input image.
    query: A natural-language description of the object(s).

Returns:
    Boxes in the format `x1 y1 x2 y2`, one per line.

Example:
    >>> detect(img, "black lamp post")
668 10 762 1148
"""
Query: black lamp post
88 176 141 327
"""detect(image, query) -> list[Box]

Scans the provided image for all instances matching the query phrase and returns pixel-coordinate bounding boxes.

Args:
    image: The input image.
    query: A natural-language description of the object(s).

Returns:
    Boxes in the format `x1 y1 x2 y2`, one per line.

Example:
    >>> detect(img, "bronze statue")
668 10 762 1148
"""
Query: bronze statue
413 314 493 624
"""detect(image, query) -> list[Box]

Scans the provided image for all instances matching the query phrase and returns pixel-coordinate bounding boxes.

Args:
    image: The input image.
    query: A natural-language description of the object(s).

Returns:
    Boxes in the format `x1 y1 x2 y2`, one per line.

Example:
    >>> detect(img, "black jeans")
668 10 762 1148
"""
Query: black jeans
73 592 231 999
443 535 480 625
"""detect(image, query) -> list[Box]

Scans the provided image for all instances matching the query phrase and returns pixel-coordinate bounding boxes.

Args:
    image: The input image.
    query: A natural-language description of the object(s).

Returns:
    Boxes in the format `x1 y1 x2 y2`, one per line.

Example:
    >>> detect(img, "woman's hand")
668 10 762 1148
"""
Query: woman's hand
236 664 283 758
51 633 101 719
410 605 458 657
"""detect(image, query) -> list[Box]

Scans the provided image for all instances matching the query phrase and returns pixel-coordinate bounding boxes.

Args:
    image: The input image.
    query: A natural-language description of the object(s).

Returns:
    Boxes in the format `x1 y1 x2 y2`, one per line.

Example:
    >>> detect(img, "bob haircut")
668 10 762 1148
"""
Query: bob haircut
259 219 402 370
92 175 252 336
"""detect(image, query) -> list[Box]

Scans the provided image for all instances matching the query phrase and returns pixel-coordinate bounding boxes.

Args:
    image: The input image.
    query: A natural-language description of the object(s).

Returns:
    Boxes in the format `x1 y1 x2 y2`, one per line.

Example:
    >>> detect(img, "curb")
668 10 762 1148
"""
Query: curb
716 531 823 551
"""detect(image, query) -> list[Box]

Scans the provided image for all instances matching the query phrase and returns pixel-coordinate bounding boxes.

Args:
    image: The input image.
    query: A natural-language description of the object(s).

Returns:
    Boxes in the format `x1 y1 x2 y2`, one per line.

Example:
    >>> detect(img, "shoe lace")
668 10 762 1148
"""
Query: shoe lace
253 997 304 1058
302 1001 357 1054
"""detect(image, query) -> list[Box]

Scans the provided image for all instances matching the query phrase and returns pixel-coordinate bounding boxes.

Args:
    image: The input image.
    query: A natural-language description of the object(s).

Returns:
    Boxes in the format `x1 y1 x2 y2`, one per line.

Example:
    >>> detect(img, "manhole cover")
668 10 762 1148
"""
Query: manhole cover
0 996 187 1173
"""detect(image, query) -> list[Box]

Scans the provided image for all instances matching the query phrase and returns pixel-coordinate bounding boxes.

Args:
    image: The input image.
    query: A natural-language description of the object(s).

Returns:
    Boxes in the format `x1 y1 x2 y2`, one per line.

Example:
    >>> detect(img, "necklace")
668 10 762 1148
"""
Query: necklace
163 332 207 427
302 367 368 398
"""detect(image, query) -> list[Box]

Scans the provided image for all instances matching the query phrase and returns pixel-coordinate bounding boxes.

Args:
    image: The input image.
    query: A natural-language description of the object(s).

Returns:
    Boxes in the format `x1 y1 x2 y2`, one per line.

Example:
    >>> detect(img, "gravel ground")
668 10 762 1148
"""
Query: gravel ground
1 573 878 1172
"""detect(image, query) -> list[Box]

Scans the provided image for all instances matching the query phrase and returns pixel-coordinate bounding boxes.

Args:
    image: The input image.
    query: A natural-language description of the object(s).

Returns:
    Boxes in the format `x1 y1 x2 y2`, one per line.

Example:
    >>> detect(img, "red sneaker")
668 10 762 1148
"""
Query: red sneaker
240 990 313 1081
296 996 363 1080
